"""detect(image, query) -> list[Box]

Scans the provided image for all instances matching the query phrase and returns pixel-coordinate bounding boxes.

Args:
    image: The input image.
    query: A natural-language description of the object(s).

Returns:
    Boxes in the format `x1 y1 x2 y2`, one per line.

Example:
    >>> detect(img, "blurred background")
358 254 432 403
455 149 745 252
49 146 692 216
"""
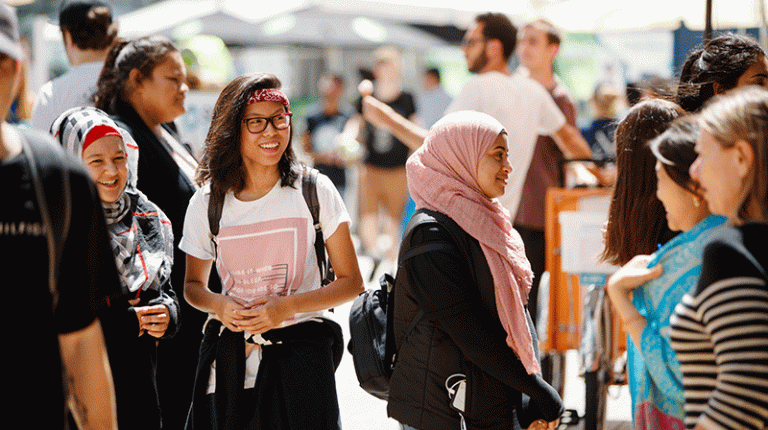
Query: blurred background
8 0 768 156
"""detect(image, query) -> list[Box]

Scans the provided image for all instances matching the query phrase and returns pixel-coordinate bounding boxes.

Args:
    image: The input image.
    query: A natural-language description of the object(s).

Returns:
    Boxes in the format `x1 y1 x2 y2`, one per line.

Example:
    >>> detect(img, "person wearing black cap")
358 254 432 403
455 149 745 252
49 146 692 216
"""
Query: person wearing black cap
0 2 118 429
30 0 117 132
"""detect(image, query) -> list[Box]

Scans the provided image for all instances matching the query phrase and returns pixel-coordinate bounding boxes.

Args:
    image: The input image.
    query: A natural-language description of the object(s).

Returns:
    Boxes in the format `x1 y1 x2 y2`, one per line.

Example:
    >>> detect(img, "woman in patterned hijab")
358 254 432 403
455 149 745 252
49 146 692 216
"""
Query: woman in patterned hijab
51 106 180 430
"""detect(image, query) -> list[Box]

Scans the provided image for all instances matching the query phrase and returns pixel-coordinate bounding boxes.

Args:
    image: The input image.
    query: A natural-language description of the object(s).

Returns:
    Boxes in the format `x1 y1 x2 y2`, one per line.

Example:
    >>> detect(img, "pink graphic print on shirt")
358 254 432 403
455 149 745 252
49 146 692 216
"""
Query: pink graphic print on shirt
216 217 308 302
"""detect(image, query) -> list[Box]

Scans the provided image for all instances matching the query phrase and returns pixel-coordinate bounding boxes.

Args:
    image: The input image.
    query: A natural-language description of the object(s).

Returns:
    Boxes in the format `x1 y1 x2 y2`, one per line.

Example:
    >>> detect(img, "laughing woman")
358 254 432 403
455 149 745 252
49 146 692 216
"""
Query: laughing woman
52 106 179 430
179 73 363 430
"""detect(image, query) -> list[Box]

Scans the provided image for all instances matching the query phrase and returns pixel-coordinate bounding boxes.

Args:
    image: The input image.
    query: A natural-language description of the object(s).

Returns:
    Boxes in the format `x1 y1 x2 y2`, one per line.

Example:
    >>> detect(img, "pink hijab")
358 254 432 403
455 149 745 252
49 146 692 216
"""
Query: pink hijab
406 110 539 375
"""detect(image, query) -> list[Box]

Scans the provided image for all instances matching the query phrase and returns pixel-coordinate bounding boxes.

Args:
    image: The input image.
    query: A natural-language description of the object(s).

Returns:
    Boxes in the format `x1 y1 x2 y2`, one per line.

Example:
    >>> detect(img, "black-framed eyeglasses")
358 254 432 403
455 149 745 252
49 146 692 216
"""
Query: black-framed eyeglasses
242 113 292 134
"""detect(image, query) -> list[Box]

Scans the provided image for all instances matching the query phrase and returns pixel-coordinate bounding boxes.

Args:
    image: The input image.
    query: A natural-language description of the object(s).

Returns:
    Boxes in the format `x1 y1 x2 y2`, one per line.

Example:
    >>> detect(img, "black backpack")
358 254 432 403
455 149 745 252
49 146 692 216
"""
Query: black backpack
208 166 334 286
347 209 457 400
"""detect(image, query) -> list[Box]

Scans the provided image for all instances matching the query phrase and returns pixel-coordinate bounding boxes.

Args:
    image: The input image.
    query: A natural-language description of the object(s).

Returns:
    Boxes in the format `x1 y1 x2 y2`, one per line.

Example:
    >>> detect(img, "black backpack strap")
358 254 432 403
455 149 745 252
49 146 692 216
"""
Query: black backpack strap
207 189 224 262
302 166 335 286
386 212 456 367
19 132 71 306
206 167 335 285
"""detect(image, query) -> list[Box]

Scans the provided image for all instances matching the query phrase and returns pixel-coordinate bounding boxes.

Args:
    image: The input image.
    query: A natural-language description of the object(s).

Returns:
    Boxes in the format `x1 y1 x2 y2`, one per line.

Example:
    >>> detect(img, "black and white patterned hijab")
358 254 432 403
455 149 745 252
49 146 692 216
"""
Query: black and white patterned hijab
52 107 174 295
51 106 139 191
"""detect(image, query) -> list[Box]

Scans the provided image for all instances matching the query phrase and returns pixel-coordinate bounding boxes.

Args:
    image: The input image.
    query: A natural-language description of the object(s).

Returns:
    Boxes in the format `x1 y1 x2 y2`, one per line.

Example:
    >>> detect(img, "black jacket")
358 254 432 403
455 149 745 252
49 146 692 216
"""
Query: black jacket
388 210 563 430
110 99 221 430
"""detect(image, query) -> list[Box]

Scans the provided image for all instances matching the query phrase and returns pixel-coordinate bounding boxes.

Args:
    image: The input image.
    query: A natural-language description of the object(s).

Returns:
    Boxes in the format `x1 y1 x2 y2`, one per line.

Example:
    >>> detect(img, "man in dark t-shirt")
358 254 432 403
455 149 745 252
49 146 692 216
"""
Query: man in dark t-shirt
0 4 118 428
303 74 352 198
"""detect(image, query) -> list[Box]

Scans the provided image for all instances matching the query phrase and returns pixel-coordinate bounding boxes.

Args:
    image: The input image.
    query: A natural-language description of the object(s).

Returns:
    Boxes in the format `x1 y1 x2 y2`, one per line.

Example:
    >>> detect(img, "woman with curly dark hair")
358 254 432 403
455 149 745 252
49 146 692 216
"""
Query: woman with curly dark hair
676 33 768 113
92 35 213 430
180 73 363 430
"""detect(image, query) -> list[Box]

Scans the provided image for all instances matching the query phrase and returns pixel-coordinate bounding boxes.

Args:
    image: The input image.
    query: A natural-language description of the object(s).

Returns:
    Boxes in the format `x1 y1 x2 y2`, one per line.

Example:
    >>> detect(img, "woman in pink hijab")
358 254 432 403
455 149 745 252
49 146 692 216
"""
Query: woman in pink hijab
387 111 563 430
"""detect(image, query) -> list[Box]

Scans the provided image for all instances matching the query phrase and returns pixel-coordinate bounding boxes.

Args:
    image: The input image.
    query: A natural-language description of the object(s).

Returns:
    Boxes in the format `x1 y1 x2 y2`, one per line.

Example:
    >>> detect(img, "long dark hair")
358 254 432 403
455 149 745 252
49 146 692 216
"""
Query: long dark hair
676 33 766 113
601 98 685 266
92 36 179 114
196 73 298 210
649 117 701 195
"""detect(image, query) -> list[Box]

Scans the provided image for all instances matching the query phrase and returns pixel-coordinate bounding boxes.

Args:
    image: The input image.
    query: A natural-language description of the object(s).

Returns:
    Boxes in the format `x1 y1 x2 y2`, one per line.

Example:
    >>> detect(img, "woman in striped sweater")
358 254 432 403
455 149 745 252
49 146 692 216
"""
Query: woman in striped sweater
669 86 768 430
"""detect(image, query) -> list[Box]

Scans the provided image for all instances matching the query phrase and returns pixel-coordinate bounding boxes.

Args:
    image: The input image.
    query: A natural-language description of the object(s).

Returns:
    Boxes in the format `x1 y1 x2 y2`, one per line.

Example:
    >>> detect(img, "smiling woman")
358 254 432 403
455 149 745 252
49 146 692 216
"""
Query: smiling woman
389 111 563 430
92 35 214 430
180 72 363 430
52 106 179 430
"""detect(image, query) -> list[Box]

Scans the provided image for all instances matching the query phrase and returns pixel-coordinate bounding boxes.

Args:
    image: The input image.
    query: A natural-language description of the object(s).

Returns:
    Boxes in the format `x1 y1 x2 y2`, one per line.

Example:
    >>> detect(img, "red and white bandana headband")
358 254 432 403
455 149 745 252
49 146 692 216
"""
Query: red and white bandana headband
247 88 290 109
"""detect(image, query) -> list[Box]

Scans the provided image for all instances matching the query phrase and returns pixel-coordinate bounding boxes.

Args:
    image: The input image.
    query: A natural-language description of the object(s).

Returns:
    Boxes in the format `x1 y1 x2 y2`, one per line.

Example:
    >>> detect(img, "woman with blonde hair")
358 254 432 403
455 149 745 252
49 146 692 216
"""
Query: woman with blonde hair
669 86 768 429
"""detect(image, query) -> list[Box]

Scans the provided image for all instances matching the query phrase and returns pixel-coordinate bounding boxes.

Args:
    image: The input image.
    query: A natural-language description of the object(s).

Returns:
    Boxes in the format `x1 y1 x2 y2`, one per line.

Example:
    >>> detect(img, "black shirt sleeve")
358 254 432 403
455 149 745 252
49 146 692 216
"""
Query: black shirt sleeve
405 224 564 422
55 167 122 334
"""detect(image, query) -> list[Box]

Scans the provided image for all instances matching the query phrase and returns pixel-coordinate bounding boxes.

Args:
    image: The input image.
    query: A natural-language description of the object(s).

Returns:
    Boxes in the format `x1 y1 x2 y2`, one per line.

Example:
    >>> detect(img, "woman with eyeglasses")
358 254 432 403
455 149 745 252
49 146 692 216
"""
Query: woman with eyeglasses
179 73 363 430
92 35 219 429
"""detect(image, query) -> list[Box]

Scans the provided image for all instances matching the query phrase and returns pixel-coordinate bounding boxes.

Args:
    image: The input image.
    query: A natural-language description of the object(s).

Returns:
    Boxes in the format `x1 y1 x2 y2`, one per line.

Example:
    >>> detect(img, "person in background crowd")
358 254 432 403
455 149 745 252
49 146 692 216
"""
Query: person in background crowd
416 67 452 129
30 0 117 131
360 13 594 224
399 66 453 241
349 46 417 274
676 33 768 113
181 72 363 430
303 73 352 200
514 18 579 331
601 99 684 267
0 3 117 428
7 39 33 124
92 35 217 430
606 117 726 429
390 111 562 430
669 87 768 430
581 82 621 161
53 105 180 430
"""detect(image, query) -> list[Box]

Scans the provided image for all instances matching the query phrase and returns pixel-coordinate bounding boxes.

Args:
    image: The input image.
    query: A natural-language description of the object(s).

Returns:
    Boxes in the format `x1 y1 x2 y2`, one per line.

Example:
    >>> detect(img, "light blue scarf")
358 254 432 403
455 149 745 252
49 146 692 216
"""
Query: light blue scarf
627 214 726 429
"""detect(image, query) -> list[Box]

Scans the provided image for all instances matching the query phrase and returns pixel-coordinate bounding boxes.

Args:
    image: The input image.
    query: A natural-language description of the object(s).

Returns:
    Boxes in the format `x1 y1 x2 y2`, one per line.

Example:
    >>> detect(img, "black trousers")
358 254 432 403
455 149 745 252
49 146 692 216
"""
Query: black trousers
514 225 545 328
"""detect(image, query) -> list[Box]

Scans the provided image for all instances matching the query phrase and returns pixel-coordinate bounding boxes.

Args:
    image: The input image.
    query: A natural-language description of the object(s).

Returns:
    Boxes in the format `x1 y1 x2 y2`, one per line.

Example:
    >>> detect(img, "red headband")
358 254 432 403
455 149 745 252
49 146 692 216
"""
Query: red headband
247 88 290 109
83 125 122 152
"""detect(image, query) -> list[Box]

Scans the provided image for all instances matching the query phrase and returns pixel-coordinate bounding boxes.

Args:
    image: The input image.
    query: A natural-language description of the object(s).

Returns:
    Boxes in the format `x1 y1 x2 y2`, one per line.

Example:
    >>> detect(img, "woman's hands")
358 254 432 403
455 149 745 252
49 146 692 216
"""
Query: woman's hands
607 255 662 296
213 294 293 335
606 254 663 349
132 303 171 338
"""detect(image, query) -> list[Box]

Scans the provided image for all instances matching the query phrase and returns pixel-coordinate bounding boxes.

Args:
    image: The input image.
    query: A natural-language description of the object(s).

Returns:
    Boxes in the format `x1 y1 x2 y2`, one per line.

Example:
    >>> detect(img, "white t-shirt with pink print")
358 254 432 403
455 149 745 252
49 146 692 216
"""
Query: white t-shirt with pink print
179 170 349 391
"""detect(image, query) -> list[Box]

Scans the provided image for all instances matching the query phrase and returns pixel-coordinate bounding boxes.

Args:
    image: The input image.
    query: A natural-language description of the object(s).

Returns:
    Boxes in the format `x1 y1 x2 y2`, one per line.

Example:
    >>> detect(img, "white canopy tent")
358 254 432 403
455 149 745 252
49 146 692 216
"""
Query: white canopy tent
114 0 450 48
519 0 767 34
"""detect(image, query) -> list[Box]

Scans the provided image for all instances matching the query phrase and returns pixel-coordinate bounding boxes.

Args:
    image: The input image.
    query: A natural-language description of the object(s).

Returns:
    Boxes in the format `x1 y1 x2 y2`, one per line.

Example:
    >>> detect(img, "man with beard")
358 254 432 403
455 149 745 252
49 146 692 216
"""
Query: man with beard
362 12 592 222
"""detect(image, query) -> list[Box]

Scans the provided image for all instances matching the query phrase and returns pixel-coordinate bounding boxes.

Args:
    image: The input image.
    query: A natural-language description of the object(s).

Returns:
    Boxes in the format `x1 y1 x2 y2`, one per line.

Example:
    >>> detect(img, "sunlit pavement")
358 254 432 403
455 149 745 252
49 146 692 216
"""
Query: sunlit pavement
329 252 632 430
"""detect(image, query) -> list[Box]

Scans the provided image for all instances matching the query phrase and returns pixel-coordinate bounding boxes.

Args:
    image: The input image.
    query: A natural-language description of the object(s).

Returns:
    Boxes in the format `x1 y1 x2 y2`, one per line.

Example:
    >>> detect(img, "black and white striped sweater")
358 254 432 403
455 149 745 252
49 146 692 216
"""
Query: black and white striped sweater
669 223 768 430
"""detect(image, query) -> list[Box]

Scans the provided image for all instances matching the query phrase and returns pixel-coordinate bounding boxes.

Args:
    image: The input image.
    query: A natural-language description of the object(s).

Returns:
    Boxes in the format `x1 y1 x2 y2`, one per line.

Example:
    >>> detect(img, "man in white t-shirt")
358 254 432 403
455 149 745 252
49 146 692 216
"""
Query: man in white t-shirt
30 0 117 132
361 12 592 218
